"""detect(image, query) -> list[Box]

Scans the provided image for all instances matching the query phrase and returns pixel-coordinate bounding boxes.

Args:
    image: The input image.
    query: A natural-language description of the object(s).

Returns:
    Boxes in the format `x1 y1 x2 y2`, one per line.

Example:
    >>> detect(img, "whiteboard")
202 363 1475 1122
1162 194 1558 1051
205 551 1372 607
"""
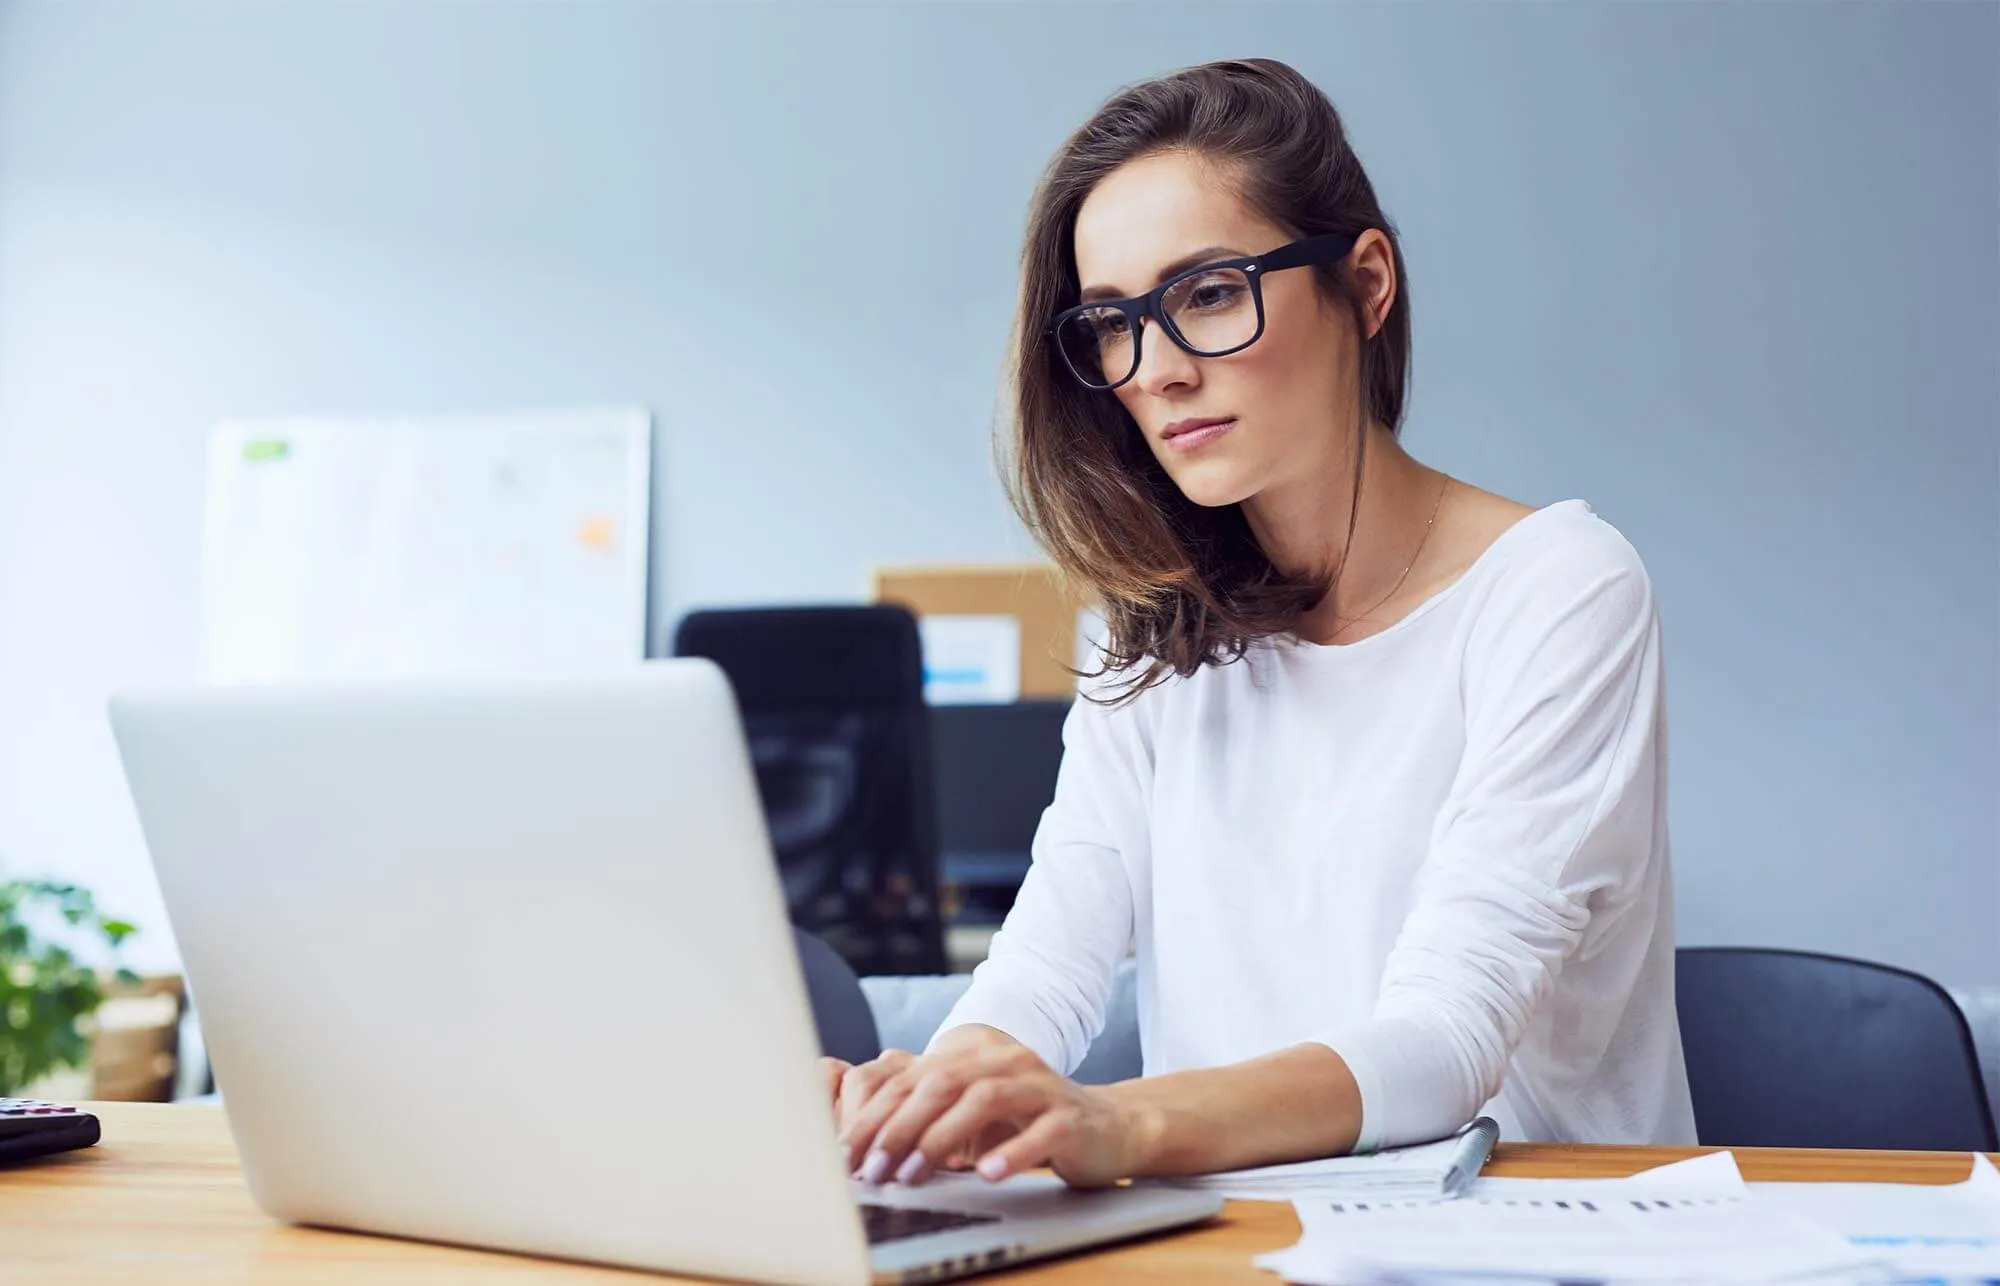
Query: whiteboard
203 408 651 682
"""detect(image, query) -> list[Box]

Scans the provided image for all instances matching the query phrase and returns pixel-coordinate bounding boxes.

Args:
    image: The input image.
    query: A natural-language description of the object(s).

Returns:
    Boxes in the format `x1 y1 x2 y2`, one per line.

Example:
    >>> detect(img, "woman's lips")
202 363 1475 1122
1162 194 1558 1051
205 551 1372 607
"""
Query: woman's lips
1163 418 1237 453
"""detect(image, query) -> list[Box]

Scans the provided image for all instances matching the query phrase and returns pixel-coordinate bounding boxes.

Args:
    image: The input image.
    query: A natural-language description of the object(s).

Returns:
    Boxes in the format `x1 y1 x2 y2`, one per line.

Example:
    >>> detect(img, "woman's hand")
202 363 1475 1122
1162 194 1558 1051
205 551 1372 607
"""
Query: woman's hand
831 1049 998 1174
820 1055 854 1111
832 1042 1155 1190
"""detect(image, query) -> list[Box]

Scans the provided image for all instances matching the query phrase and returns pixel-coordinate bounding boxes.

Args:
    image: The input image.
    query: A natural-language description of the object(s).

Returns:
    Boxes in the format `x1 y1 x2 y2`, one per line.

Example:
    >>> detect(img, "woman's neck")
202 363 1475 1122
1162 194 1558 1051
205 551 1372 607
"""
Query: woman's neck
1241 427 1444 640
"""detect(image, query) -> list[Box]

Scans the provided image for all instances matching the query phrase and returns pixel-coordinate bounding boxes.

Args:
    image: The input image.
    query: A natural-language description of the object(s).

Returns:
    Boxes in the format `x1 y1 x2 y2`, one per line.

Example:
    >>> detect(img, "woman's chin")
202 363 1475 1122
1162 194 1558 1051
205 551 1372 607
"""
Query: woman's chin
1168 463 1259 510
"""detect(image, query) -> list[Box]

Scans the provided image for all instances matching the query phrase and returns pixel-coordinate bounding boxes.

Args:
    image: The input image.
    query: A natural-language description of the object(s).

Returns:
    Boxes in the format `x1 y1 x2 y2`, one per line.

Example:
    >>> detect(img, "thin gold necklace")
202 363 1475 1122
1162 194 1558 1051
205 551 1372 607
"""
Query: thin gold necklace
1326 475 1451 642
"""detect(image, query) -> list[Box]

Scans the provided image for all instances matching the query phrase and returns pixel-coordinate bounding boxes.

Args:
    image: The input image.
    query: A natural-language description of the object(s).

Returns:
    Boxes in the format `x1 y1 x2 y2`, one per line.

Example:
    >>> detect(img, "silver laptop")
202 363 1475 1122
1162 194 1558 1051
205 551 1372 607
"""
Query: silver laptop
108 662 1220 1286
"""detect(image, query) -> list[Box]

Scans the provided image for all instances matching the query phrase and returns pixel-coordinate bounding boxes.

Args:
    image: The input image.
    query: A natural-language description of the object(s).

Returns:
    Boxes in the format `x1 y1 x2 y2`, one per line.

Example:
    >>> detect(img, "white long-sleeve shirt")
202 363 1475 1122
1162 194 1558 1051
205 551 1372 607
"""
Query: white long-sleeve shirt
932 499 1697 1151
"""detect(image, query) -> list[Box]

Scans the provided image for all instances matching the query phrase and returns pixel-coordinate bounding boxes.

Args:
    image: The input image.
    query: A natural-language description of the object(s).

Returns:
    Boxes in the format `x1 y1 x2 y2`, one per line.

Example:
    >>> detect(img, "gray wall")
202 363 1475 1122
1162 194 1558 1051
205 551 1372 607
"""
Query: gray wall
1 2 1994 983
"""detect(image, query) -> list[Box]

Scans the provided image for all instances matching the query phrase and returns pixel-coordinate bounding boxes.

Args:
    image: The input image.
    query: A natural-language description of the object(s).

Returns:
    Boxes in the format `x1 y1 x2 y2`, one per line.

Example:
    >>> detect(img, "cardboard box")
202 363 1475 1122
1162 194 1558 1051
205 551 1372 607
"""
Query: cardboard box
90 974 185 1102
873 564 1091 700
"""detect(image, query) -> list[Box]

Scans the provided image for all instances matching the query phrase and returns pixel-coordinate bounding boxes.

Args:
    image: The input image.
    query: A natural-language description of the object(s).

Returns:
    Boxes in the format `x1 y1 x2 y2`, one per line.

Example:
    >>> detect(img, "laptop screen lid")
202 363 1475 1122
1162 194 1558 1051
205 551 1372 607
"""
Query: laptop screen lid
110 662 874 1286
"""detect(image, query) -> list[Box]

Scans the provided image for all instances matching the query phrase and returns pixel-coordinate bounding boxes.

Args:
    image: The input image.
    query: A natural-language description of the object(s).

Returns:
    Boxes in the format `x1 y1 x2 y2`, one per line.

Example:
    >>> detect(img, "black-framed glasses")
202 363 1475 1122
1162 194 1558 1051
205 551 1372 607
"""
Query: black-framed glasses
1047 231 1361 391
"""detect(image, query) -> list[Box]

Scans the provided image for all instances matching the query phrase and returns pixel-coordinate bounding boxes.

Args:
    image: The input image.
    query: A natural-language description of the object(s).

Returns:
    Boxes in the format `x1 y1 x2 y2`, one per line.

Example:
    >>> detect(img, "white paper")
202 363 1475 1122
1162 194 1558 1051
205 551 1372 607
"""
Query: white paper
1257 1154 1881 1286
1169 1120 1497 1201
204 408 651 682
918 614 1021 704
1463 1150 1748 1201
1748 1152 2000 1281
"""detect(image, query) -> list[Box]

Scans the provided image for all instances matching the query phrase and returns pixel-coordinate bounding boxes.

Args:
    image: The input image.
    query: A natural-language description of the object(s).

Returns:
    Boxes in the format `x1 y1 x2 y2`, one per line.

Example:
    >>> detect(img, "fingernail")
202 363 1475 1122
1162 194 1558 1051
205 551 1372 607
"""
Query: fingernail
976 1154 1010 1182
860 1148 892 1185
894 1152 930 1185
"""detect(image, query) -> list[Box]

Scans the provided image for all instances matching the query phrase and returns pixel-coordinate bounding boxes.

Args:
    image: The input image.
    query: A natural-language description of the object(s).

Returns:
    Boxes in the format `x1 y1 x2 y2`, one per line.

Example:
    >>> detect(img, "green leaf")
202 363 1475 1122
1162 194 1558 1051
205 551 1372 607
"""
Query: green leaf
0 871 137 1093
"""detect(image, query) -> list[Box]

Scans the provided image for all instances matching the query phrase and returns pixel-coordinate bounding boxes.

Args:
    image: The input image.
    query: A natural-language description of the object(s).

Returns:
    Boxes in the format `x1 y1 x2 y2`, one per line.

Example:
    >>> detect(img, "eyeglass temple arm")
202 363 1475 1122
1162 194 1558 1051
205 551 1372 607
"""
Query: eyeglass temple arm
1256 231 1362 273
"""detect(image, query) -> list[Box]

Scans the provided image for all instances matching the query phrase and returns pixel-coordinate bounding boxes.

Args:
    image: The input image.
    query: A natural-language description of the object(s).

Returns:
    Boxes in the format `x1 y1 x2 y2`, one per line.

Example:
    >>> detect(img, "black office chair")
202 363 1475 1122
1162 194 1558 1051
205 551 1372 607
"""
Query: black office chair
1676 946 1999 1151
792 927 882 1065
674 605 947 976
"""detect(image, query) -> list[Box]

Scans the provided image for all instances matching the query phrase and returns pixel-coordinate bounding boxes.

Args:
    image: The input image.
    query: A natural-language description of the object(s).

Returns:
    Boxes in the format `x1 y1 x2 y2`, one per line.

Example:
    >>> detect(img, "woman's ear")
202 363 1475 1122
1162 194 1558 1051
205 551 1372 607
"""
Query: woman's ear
1347 229 1397 339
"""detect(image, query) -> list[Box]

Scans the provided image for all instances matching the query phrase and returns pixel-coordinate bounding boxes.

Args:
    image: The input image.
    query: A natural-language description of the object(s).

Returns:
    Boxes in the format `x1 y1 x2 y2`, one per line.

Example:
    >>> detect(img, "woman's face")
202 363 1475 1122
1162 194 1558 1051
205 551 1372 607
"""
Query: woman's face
1070 150 1376 509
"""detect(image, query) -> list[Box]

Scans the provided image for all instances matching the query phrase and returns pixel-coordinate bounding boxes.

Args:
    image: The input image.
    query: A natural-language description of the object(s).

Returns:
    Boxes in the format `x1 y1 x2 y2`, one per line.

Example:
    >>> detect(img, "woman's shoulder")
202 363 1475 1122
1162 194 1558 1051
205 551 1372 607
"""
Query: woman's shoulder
1404 485 1641 611
1473 496 1650 592
1456 495 1658 650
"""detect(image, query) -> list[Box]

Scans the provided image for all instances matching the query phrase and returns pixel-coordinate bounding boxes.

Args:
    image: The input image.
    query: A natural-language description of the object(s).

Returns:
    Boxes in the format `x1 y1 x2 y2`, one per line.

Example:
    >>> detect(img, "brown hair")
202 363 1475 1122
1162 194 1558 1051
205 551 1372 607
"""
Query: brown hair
1002 58 1411 701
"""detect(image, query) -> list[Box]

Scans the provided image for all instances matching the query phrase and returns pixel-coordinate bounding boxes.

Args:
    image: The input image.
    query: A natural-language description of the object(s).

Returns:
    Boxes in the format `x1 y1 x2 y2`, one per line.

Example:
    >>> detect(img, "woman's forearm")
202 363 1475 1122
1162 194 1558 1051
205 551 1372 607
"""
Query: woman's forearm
1100 1042 1364 1177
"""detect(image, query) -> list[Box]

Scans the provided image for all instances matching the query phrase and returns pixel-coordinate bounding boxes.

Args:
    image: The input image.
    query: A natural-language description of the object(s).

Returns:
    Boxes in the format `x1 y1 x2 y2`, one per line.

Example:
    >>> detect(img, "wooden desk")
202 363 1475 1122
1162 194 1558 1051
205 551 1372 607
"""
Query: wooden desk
4 1104 1994 1283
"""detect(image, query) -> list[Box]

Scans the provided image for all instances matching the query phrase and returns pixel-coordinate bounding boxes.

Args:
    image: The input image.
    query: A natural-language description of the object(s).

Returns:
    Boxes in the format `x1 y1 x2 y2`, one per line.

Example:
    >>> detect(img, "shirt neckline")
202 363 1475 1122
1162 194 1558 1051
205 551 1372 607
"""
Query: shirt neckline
1279 498 1594 659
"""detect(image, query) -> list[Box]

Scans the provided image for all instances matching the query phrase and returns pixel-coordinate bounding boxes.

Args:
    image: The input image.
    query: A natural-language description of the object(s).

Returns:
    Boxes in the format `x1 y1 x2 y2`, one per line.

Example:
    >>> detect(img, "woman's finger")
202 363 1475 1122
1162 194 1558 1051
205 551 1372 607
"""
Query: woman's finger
941 1118 1018 1171
819 1057 852 1112
841 1045 1045 1178
973 1108 1085 1185
836 1051 914 1143
838 1059 925 1172
908 1076 1051 1183
852 1062 979 1184
866 1066 1041 1186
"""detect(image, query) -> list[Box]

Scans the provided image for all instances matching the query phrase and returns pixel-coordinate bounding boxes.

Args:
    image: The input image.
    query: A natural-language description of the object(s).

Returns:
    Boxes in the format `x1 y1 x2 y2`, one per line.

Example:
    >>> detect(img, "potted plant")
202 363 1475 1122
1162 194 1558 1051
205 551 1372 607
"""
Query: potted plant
0 878 139 1097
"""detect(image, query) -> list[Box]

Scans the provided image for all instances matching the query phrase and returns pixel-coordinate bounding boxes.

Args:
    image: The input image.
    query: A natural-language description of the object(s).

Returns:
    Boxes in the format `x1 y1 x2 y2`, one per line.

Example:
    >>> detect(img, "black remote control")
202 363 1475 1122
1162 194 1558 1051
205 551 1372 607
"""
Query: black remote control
0 1098 101 1164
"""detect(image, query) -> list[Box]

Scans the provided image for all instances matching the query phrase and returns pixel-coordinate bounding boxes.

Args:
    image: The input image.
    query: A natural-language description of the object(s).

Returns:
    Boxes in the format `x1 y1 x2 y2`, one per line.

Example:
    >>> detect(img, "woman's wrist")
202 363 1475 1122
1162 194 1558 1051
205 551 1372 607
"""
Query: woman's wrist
1098 1079 1173 1176
1092 1044 1364 1179
926 1022 1023 1059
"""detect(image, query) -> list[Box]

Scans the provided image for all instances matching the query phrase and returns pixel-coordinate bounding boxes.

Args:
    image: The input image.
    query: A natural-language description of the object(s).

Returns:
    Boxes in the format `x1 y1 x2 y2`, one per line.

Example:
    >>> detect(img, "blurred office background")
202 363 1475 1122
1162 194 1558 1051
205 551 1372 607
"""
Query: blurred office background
0 0 1993 1023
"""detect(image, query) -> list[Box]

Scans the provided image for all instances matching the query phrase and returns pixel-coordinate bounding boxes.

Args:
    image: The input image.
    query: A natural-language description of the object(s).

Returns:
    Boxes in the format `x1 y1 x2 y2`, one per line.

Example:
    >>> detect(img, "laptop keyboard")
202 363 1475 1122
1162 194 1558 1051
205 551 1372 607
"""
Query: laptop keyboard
860 1202 1003 1245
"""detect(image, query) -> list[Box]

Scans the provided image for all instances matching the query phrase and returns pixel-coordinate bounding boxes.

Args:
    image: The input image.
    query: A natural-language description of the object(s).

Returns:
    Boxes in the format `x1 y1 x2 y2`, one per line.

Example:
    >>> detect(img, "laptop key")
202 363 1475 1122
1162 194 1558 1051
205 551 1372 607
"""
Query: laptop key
859 1203 1003 1245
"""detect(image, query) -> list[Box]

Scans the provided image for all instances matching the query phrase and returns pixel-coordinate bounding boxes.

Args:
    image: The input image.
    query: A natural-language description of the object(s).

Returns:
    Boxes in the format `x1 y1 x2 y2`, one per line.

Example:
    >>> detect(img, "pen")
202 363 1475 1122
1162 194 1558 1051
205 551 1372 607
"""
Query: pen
1443 1117 1502 1199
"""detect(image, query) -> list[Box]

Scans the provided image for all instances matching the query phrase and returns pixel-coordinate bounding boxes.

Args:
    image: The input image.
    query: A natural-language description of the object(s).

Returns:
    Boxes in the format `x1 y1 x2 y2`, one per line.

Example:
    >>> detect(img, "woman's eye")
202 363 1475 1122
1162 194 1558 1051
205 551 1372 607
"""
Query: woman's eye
1188 280 1247 310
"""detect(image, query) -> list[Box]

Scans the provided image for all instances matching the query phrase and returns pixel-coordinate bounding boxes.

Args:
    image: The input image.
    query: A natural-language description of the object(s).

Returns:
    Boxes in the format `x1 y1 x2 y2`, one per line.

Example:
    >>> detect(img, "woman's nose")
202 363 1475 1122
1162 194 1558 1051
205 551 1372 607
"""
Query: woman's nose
1133 316 1198 394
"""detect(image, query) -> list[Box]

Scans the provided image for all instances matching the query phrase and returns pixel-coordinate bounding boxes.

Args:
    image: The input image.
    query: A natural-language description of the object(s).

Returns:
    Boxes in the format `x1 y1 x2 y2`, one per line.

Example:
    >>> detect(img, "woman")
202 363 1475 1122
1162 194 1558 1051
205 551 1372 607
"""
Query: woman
830 57 1696 1190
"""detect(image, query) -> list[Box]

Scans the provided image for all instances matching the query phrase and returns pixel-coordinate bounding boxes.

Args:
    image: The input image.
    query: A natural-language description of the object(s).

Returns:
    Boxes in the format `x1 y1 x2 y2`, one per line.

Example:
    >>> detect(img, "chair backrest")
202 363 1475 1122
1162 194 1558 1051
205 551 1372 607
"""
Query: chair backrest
673 605 946 975
861 960 1143 1084
1676 946 1999 1150
792 928 881 1065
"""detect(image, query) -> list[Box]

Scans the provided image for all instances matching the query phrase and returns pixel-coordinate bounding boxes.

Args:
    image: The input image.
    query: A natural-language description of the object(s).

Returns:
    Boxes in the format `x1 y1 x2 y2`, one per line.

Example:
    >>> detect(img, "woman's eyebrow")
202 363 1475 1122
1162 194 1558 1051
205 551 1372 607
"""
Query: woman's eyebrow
1079 244 1246 303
